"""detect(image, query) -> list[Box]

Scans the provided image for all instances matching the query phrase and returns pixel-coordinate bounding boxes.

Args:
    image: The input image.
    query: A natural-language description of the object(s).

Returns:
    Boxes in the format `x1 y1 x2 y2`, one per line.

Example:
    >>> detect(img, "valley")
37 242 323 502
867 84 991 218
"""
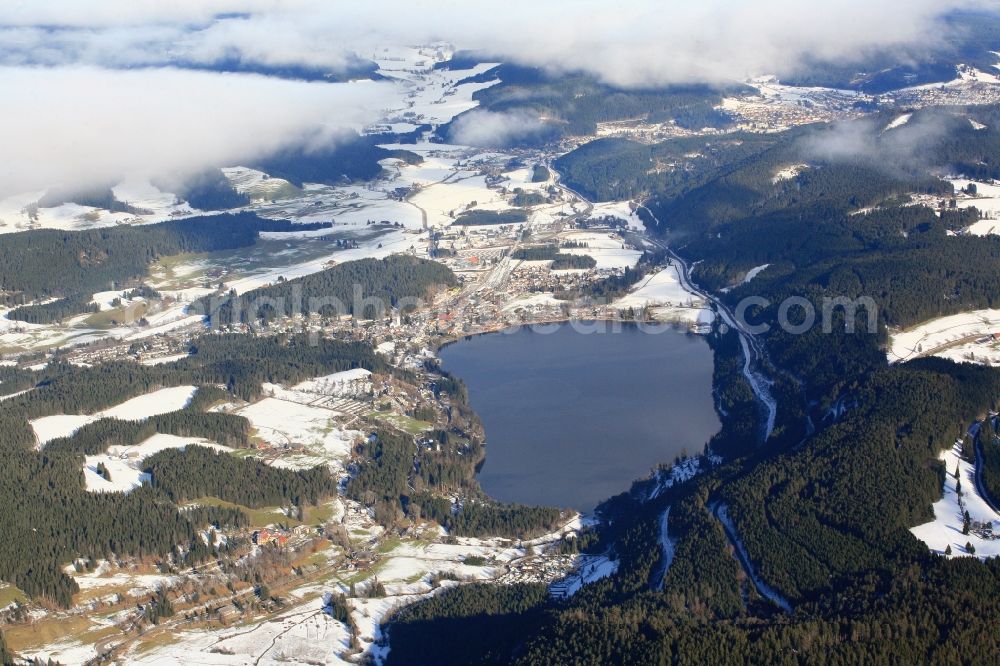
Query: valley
5 8 1000 664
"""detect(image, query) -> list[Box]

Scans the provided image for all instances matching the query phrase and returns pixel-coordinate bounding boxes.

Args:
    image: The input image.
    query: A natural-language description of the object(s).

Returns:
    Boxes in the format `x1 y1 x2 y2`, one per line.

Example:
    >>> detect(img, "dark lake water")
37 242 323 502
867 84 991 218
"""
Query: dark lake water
439 322 720 512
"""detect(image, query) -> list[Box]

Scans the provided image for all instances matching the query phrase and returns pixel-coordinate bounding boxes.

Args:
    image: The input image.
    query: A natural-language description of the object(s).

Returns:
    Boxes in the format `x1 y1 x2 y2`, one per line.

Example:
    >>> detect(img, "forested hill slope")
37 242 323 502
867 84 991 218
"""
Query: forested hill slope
252 132 421 187
780 10 1000 93
0 212 330 324
385 104 1000 665
646 105 1000 235
556 103 1000 208
637 107 1000 405
194 255 456 325
386 347 1000 664
438 64 743 147
0 334 387 606
554 133 782 202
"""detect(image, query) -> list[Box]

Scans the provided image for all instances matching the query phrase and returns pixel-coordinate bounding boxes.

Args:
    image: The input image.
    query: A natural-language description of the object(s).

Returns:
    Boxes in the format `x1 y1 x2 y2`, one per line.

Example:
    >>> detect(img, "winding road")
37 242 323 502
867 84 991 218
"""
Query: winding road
711 502 792 612
633 203 778 441
532 181 778 441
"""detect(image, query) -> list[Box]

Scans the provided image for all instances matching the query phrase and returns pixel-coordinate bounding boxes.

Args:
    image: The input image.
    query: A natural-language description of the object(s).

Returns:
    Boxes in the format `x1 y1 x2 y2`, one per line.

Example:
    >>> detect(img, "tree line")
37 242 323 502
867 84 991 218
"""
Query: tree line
0 333 380 606
194 255 456 325
1 212 331 323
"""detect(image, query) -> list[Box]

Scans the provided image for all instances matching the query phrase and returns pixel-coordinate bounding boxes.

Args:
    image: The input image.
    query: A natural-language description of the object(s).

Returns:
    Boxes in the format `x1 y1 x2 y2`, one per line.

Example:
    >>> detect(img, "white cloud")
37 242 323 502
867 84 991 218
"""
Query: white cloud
0 66 394 197
449 109 551 147
801 111 954 167
0 1 989 85
0 0 991 196
0 1 282 27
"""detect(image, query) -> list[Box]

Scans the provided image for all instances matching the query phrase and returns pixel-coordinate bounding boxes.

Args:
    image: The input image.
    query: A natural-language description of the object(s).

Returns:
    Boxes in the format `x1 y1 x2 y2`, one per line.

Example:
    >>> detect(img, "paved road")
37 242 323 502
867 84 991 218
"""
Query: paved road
459 166 594 302
900 331 985 363
635 203 777 440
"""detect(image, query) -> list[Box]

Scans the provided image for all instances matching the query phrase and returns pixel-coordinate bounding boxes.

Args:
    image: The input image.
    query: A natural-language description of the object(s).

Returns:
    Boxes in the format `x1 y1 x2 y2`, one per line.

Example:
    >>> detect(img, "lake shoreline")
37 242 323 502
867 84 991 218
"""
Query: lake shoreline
439 322 721 512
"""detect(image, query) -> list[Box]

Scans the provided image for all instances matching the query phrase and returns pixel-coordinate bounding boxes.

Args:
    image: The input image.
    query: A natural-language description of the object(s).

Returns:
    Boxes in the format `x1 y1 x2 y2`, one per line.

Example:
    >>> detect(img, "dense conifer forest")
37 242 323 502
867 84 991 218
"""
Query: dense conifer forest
145 447 336 507
0 212 331 323
153 168 250 210
554 133 779 201
346 427 566 538
8 41 1000 662
510 245 597 269
252 133 421 186
195 255 456 324
0 334 388 606
385 101 1000 664
781 10 1000 92
441 65 743 147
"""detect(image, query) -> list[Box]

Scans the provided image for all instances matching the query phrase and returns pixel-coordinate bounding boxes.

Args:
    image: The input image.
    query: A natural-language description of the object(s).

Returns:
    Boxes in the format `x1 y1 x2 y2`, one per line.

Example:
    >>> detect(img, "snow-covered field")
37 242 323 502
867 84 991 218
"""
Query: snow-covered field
20 636 102 665
31 386 197 446
139 352 191 366
372 46 500 126
548 554 618 598
236 396 359 471
231 232 418 294
772 165 807 183
102 386 197 420
125 594 354 666
750 76 859 104
409 173 510 228
90 290 143 312
83 434 231 493
613 265 713 327
29 415 97 448
0 291 207 355
292 368 372 396
222 166 300 202
0 179 198 236
504 167 550 191
70 560 179 595
501 292 565 312
376 540 518 593
884 113 912 131
615 265 699 309
887 309 1000 364
556 231 642 270
911 441 1000 558
742 264 770 284
590 201 644 230
938 343 1000 365
951 179 1000 233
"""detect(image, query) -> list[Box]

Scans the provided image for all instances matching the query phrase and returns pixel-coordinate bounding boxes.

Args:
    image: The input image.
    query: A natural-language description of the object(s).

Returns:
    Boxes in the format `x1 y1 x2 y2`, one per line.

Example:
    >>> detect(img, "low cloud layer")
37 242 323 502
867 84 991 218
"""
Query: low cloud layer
0 0 991 197
0 66 392 197
449 110 552 148
802 112 955 170
1 1 989 85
